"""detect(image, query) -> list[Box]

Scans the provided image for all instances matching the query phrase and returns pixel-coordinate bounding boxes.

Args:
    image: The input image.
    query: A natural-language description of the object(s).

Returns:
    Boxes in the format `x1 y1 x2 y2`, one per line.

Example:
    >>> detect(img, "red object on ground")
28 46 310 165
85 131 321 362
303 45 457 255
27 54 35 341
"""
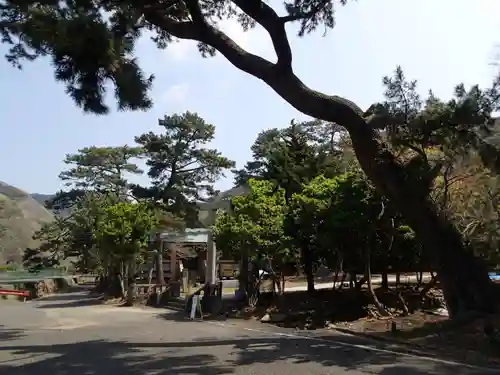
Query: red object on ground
0 289 30 297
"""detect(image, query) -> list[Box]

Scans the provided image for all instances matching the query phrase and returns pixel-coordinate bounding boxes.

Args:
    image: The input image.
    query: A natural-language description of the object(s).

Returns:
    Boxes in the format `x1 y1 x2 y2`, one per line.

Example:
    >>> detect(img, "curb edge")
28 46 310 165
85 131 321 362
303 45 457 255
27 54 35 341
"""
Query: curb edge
331 326 500 370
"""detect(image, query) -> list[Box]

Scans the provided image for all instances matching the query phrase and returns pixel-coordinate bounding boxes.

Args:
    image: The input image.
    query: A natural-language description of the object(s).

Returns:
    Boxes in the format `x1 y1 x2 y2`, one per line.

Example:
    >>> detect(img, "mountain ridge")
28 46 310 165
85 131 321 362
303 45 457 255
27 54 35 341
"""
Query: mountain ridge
0 182 54 264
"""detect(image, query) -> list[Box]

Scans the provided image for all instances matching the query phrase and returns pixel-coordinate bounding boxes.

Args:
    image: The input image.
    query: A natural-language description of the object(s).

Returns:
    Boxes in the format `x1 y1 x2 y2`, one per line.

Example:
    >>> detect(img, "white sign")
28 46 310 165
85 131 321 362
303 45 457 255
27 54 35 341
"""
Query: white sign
189 295 202 320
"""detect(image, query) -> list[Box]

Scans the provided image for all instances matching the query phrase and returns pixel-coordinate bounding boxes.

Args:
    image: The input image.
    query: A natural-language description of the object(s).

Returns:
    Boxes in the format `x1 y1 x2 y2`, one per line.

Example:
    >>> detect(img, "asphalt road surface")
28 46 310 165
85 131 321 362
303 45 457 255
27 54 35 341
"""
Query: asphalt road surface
0 291 496 375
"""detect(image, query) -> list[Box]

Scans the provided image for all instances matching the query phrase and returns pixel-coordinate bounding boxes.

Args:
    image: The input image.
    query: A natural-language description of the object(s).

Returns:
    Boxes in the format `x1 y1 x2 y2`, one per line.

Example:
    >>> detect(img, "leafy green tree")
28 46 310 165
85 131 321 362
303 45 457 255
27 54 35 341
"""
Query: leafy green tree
94 201 158 302
235 121 348 290
67 192 116 274
96 202 157 264
213 179 291 302
290 172 424 300
133 112 235 225
3 0 499 316
302 173 388 312
30 192 110 275
374 68 500 315
288 173 377 291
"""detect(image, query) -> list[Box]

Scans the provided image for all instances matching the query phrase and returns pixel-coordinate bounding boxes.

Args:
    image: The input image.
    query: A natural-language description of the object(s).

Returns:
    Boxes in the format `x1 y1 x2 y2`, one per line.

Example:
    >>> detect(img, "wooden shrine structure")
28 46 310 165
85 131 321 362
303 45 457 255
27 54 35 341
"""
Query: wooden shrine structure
140 228 217 296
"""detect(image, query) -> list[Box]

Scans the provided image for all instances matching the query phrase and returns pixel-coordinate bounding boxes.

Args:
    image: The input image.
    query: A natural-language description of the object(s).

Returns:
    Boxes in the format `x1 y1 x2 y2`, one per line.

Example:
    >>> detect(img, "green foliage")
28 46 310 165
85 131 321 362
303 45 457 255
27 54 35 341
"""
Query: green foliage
1 0 153 114
4 0 500 309
289 172 425 273
0 1 350 114
289 173 378 267
213 179 291 264
31 218 71 259
60 145 143 193
45 189 85 213
234 121 345 199
377 67 500 180
3 0 500 268
22 247 59 273
0 264 18 272
27 111 234 276
31 193 158 274
44 145 143 219
95 201 158 263
133 111 235 224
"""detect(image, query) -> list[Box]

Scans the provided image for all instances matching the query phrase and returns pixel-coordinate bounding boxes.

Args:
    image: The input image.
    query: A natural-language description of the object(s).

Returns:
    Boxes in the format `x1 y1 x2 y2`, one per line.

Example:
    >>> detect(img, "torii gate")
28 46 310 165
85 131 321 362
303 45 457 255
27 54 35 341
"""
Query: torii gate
158 226 217 286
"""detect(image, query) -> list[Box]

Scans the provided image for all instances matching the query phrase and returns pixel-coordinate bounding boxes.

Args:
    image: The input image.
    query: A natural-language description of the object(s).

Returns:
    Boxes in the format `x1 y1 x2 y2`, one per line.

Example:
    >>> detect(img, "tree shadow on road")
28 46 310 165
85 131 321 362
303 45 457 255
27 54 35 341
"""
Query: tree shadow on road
0 325 24 341
0 339 230 375
0 331 494 375
156 310 231 323
125 334 494 375
34 296 104 309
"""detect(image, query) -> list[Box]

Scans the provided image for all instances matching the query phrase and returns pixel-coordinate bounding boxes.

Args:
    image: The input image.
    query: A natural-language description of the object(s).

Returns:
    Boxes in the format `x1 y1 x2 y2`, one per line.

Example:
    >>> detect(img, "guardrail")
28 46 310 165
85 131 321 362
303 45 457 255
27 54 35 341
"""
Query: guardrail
0 269 68 279
0 269 70 282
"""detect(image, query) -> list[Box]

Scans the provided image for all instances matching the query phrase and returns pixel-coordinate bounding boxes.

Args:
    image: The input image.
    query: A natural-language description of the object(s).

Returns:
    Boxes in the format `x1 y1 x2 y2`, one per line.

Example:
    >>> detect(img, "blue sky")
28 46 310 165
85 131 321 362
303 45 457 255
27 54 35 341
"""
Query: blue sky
0 0 499 194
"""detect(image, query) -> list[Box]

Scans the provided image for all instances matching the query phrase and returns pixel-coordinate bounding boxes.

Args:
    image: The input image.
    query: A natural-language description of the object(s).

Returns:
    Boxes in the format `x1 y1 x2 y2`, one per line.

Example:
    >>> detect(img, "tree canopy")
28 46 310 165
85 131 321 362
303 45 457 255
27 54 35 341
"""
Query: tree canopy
24 111 235 298
133 112 235 224
1 0 350 114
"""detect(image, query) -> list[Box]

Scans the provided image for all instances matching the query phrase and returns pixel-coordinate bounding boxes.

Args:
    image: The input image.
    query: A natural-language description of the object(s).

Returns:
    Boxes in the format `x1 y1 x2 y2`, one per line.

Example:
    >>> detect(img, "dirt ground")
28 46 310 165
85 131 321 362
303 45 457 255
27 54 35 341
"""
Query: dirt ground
333 312 500 366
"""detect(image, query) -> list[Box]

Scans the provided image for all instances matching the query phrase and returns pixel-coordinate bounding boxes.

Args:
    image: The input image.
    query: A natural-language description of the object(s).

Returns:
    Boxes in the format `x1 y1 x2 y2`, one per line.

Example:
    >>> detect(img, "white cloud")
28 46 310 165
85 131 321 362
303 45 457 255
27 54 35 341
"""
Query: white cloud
161 83 189 104
164 18 274 62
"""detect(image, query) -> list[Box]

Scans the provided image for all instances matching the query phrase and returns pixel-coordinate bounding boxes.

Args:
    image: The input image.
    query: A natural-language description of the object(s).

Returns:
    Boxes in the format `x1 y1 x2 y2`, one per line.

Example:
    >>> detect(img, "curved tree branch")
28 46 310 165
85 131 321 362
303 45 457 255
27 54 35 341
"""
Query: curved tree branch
185 0 206 25
231 0 293 70
144 1 365 131
144 1 412 210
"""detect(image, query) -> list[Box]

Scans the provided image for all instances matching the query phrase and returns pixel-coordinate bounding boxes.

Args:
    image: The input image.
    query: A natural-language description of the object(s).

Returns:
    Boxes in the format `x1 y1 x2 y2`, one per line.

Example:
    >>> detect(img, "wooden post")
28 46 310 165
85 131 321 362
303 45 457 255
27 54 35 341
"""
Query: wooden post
170 243 177 282
205 209 218 285
182 269 189 294
205 235 217 285
155 250 165 285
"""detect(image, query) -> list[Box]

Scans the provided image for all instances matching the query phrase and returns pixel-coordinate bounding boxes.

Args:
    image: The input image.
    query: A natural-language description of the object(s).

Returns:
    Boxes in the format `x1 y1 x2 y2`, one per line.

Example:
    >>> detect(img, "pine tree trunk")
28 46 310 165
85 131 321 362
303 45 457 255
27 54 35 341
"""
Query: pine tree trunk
365 245 389 317
239 248 249 301
381 272 389 290
348 126 496 317
302 247 315 293
126 260 136 306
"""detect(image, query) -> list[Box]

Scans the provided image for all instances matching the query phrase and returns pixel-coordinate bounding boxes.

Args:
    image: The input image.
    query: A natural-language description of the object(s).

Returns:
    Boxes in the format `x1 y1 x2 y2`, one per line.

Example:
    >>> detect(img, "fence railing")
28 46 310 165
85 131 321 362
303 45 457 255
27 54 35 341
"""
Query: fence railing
0 269 69 282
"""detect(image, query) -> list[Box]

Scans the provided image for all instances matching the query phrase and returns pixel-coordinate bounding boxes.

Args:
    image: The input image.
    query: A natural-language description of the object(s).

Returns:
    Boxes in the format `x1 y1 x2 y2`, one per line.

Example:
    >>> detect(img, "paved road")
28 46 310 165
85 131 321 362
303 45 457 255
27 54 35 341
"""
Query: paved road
0 291 494 375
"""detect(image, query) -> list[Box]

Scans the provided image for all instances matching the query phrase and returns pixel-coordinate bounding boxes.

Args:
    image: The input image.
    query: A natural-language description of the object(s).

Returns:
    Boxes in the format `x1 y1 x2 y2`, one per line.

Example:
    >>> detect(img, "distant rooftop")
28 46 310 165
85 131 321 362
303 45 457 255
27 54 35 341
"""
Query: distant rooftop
158 228 210 243
197 184 249 211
